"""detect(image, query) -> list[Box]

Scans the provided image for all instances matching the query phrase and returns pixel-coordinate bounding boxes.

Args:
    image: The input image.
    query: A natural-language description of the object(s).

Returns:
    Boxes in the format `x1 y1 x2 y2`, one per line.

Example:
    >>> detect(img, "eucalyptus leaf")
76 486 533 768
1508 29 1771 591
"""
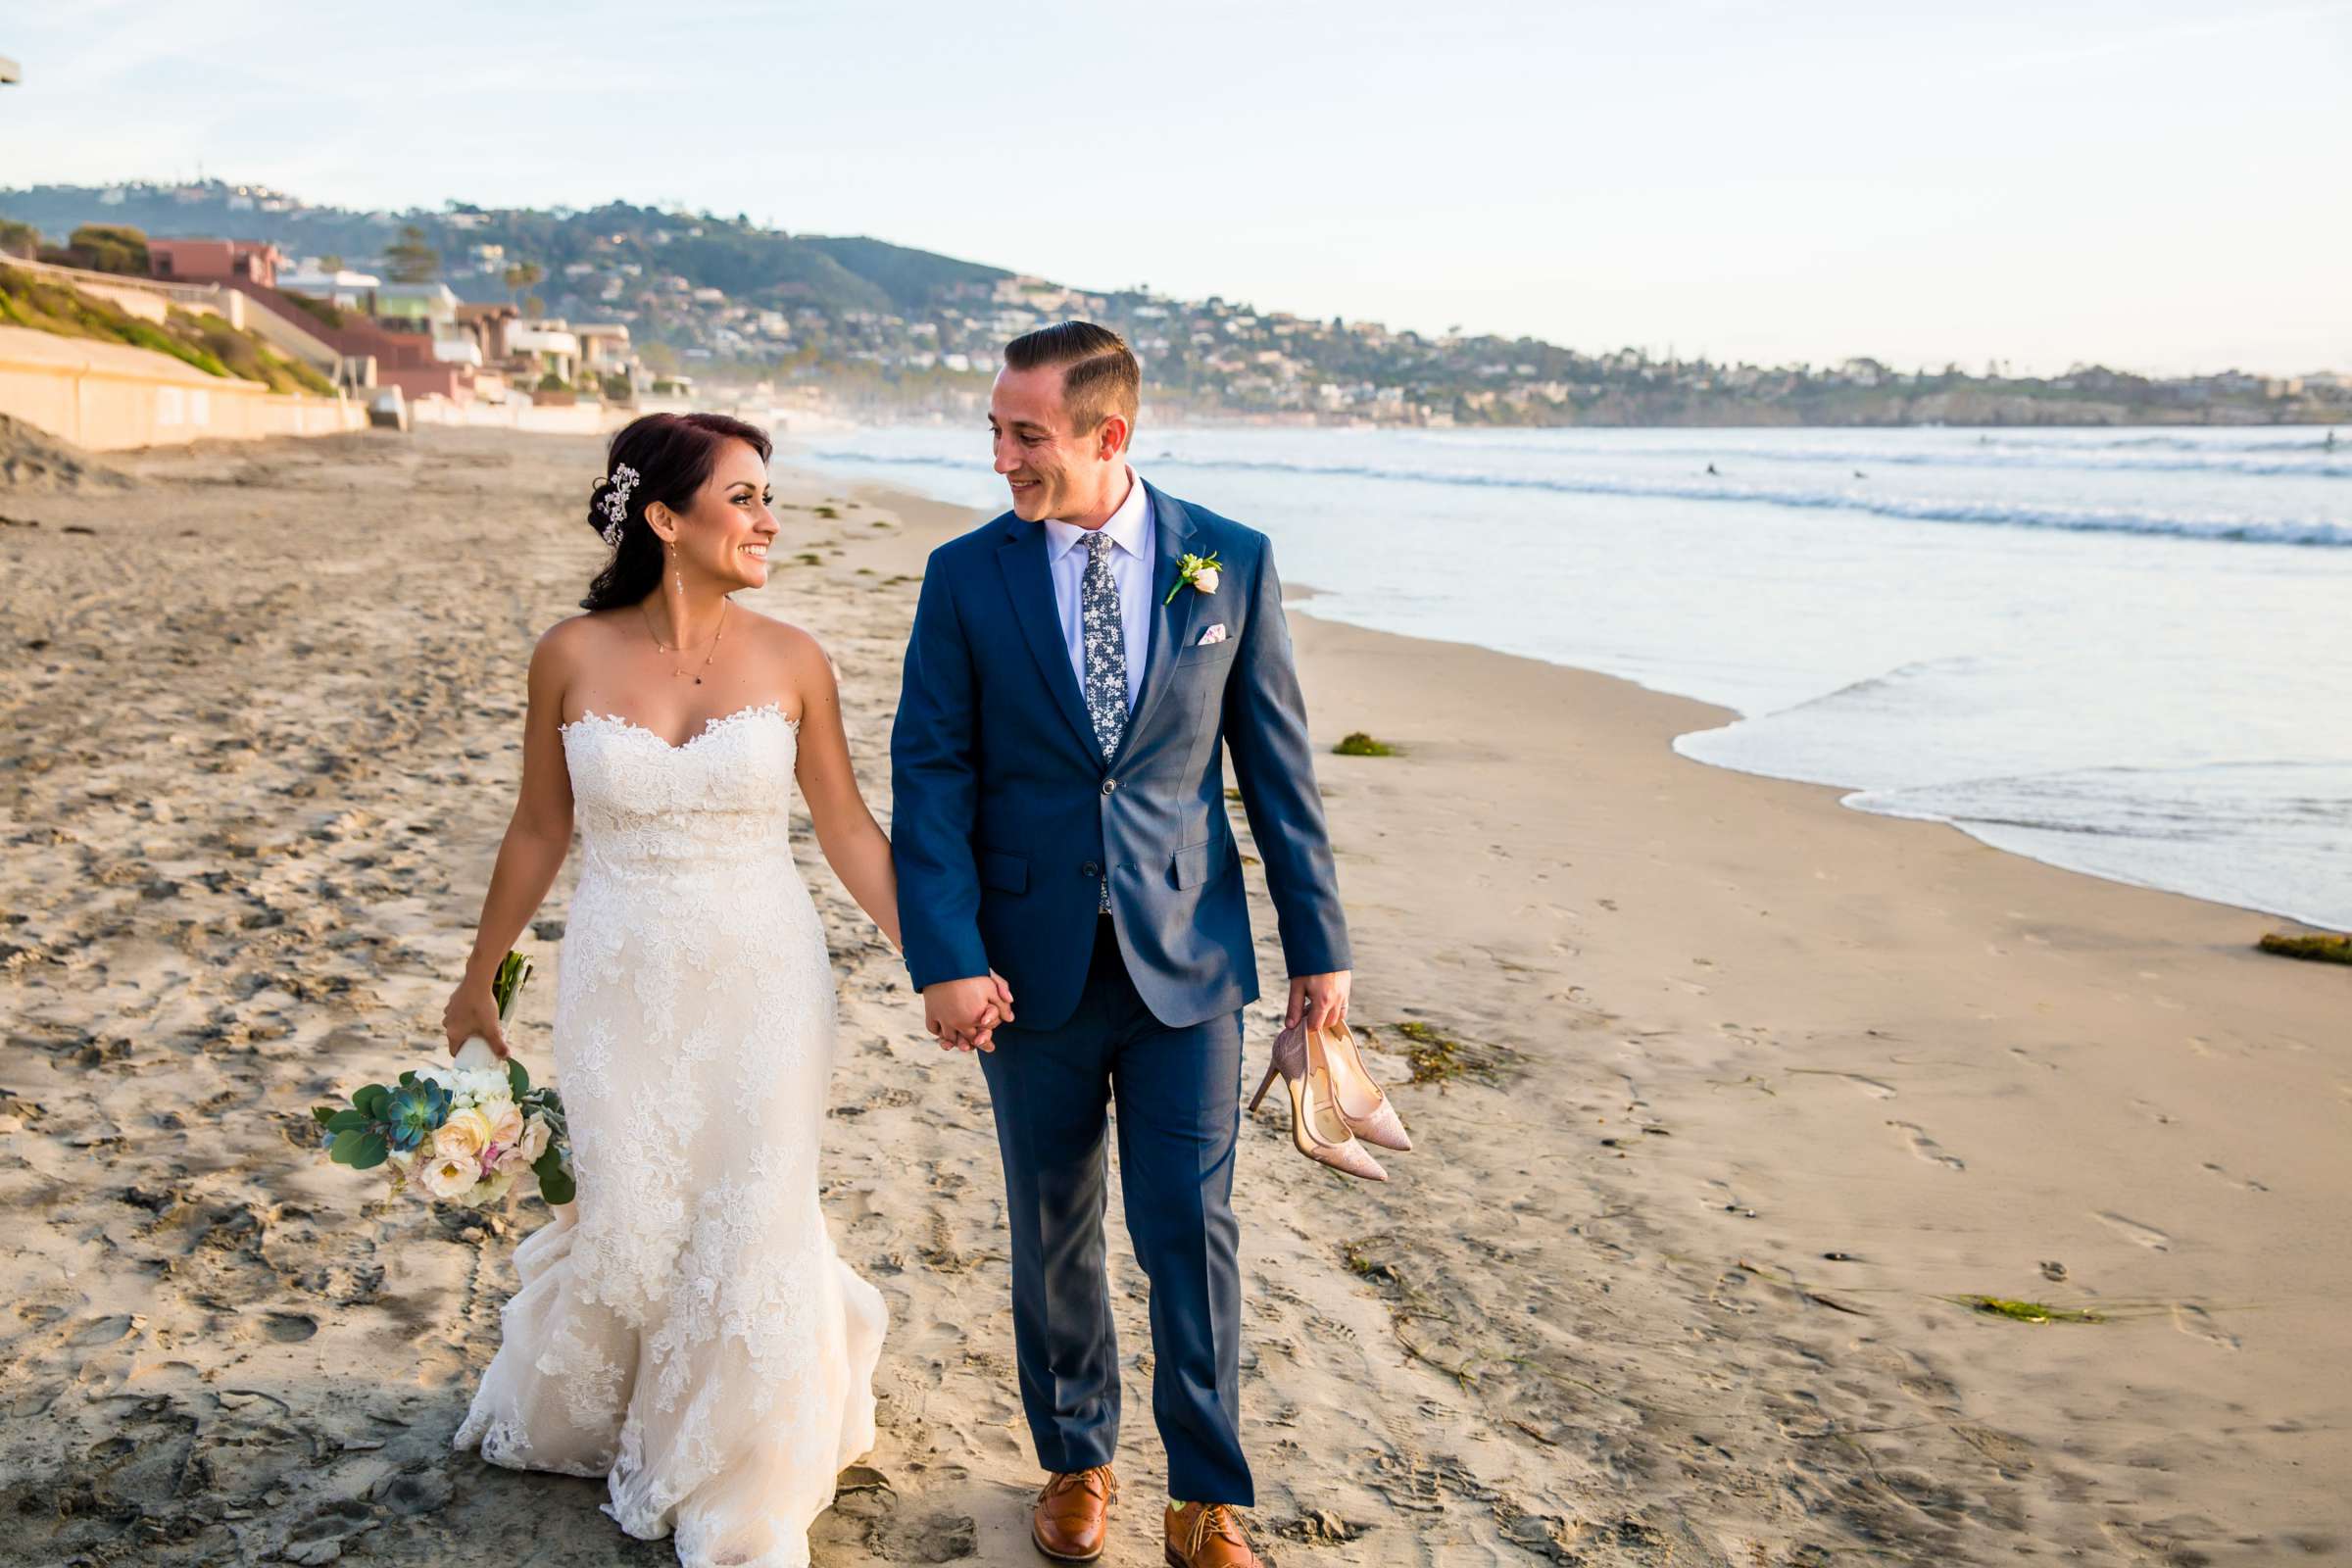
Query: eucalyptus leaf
347 1132 390 1171
506 1057 530 1098
533 1148 575 1205
329 1128 369 1165
325 1107 369 1135
312 1105 336 1126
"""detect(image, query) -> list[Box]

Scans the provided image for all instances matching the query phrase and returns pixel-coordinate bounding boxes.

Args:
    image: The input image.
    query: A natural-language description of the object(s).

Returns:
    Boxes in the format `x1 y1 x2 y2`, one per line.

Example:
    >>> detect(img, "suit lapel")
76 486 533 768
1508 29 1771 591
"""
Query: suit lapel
1113 482 1200 766
995 519 1102 762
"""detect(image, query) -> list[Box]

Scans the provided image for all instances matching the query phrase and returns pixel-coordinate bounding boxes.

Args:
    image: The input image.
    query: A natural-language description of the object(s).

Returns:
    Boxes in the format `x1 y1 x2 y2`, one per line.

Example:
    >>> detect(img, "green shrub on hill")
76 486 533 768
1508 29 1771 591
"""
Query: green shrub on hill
49 223 150 275
274 290 347 331
0 264 335 396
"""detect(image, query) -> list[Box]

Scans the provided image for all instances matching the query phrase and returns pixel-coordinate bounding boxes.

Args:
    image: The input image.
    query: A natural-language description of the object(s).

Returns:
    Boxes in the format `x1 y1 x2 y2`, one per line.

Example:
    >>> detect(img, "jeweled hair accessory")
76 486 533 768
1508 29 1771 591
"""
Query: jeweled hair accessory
597 464 640 546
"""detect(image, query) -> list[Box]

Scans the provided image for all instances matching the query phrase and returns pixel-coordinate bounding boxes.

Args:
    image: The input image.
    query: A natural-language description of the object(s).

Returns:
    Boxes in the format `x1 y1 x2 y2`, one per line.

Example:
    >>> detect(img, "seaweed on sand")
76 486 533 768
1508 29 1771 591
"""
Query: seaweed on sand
1946 1295 2106 1325
2257 931 2352 965
1381 1020 1509 1088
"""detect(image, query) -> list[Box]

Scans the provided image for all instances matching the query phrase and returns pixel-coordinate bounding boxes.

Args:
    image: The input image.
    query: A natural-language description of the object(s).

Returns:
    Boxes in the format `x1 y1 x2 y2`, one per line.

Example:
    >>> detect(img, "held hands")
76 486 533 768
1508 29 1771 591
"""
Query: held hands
441 980 509 1059
923 969 1017 1054
1286 970 1352 1033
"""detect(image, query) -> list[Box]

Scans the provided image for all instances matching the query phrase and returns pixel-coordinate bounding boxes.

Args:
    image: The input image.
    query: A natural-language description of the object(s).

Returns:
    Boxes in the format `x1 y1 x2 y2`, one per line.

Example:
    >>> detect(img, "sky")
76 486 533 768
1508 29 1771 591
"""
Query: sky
4 0 2348 376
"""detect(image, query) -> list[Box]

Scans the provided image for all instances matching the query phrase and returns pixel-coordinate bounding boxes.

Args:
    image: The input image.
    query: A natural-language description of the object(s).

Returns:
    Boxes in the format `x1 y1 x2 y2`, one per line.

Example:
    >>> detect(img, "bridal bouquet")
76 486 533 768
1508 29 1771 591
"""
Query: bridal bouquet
312 952 576 1208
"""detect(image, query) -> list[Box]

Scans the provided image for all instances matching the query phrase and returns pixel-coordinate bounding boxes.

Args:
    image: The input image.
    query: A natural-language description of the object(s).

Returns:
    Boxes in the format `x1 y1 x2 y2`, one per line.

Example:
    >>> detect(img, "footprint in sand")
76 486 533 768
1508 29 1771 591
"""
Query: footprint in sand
1886 1121 1964 1171
264 1311 318 1343
2171 1302 2240 1350
2094 1211 2172 1251
2200 1161 2268 1193
1949 1423 2037 1475
1792 1069 1895 1100
67 1314 138 1348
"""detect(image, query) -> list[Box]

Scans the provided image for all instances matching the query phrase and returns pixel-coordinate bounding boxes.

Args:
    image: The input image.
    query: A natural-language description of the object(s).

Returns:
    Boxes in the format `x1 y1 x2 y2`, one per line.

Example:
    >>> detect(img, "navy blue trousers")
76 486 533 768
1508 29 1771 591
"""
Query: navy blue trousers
976 918 1251 1506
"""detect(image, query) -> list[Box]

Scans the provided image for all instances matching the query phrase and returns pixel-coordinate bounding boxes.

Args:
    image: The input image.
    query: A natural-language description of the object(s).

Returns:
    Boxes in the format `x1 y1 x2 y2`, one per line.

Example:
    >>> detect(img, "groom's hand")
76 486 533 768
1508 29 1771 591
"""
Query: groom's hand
925 972 1015 1054
1286 970 1352 1032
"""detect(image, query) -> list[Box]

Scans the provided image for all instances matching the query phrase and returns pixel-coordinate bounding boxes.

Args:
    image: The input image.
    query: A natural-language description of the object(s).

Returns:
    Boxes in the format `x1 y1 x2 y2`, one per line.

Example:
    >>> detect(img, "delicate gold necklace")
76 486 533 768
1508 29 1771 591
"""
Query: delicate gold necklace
640 600 728 685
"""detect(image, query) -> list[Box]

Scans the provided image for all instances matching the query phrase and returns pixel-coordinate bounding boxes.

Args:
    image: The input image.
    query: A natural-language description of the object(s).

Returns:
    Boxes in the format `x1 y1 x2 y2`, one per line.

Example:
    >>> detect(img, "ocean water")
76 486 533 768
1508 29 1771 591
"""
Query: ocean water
786 422 2352 931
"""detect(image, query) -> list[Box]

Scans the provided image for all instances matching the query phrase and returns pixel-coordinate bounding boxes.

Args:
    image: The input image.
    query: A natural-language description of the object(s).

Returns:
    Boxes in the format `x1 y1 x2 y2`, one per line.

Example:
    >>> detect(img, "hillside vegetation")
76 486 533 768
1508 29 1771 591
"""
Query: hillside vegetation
0 265 336 396
0 190 1008 318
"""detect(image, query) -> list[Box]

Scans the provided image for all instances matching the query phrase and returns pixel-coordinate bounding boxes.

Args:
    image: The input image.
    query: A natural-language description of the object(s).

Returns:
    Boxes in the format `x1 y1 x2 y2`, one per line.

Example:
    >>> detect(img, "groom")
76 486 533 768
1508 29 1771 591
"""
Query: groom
891 322 1350 1566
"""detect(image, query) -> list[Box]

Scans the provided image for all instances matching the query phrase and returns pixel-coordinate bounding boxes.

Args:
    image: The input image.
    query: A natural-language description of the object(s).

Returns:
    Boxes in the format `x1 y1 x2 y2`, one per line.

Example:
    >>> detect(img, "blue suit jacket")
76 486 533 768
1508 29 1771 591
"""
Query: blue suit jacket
891 482 1350 1033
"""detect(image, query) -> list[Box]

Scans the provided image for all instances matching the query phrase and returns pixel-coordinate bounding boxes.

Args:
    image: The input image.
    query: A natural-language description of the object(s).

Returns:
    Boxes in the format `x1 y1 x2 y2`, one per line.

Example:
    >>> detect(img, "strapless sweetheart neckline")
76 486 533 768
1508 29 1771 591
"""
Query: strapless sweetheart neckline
561 702 800 754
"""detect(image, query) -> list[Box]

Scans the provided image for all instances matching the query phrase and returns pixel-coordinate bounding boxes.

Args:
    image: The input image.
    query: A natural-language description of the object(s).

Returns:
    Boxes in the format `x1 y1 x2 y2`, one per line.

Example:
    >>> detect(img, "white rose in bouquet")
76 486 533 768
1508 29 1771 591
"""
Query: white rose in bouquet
416 1152 481 1200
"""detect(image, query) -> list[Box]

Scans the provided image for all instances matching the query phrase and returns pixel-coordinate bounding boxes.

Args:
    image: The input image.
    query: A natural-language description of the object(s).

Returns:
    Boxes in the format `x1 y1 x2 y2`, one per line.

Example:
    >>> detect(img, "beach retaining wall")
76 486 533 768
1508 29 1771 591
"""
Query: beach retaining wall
409 397 627 435
0 325 367 450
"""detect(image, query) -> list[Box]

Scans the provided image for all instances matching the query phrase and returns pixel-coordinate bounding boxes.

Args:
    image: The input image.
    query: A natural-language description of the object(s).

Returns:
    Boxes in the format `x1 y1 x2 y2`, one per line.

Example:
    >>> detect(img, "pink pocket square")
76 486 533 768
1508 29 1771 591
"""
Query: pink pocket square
1195 624 1228 647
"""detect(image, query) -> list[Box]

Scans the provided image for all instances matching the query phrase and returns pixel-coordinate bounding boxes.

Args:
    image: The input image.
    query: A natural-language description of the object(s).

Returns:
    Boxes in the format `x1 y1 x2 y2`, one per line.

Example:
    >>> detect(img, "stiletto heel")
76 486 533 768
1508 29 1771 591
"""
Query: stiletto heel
1256 1022 1386 1182
1248 1060 1282 1114
1317 1020 1411 1152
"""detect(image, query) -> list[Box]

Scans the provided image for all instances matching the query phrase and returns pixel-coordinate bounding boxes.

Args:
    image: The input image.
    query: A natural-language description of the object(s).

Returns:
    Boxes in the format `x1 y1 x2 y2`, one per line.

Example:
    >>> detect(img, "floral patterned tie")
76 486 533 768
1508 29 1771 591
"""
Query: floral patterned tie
1081 531 1127 910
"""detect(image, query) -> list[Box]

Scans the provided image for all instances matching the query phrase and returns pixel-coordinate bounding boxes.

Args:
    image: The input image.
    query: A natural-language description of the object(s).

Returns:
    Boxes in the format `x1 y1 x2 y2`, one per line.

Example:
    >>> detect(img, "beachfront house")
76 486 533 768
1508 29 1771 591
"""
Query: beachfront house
374 280 460 330
506 319 581 386
277 265 383 311
371 281 482 373
572 322 634 387
149 237 284 289
454 302 517 363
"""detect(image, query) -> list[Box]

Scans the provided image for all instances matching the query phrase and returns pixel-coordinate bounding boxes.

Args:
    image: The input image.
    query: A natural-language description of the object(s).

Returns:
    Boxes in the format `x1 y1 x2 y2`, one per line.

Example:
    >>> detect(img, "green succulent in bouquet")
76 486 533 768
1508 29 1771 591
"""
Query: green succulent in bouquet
310 949 575 1207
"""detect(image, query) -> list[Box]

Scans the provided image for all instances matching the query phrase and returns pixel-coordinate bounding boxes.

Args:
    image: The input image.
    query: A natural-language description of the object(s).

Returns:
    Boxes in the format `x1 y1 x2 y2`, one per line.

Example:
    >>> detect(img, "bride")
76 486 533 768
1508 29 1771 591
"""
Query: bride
440 413 997 1567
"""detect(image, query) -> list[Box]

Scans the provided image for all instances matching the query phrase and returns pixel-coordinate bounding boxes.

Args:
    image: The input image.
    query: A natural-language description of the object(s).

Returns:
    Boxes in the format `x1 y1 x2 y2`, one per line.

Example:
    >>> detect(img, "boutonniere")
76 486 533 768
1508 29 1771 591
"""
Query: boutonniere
1163 551 1224 606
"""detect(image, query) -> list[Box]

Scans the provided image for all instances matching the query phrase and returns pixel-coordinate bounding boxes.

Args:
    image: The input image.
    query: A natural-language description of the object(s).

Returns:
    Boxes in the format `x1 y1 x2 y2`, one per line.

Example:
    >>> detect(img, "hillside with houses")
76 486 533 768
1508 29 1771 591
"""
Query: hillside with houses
4 179 2345 428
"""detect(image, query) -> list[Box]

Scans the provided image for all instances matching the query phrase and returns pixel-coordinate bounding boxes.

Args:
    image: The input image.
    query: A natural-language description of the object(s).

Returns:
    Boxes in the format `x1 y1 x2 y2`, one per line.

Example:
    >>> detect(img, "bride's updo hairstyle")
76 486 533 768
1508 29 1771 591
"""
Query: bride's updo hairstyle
582 412 774 611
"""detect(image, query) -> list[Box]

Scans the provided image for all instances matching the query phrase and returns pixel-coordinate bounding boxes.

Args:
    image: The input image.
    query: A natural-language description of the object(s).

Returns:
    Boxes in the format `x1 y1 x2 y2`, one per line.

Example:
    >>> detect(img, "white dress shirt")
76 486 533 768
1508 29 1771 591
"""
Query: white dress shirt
1043 468 1153 712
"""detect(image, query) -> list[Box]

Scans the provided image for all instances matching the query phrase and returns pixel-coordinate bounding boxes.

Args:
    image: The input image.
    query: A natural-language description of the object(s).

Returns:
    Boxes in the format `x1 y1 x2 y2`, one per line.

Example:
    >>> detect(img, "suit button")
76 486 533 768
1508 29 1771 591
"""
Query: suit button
1080 860 1100 878
1101 778 1117 795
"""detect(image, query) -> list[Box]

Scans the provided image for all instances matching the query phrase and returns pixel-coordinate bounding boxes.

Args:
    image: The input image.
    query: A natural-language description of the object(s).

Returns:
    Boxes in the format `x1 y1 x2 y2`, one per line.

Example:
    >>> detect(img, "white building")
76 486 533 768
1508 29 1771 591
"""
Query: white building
278 266 384 310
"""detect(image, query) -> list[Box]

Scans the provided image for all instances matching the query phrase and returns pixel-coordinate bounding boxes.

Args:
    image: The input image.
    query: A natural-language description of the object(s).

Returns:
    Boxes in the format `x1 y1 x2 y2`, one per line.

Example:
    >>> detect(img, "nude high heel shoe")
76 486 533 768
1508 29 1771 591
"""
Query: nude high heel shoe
1250 1021 1387 1182
1315 1019 1411 1152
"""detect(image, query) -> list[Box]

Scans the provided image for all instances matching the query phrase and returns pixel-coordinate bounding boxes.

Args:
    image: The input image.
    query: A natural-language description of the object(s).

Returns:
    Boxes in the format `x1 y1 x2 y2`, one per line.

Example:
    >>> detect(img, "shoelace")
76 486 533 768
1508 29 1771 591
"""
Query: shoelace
1048 1465 1116 1504
1185 1504 1249 1552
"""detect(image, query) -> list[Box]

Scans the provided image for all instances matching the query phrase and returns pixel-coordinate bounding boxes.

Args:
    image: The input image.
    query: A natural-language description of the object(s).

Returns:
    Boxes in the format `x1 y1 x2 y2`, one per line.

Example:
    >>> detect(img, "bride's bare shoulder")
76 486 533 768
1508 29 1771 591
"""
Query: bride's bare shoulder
531 610 629 674
730 607 829 662
730 611 843 709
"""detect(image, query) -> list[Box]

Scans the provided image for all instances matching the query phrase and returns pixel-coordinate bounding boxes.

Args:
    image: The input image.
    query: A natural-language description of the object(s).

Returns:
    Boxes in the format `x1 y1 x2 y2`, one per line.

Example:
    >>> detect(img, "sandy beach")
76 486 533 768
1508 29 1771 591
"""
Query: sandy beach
2 424 2344 1568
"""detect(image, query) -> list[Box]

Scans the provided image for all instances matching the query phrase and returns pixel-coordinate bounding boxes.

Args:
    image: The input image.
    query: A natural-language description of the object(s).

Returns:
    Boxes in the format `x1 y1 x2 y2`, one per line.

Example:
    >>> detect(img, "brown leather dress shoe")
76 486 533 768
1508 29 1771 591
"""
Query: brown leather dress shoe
1165 1501 1260 1568
1032 1464 1117 1562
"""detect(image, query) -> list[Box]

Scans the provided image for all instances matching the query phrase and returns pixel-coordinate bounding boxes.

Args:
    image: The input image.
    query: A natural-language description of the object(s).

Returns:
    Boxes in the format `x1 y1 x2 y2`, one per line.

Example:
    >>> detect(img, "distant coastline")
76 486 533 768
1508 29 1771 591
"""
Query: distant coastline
7 178 2346 432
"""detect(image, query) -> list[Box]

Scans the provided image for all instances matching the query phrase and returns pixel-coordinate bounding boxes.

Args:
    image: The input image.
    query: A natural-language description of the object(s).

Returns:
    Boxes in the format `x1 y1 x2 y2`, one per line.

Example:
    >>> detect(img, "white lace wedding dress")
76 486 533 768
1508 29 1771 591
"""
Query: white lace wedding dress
454 704 886 1568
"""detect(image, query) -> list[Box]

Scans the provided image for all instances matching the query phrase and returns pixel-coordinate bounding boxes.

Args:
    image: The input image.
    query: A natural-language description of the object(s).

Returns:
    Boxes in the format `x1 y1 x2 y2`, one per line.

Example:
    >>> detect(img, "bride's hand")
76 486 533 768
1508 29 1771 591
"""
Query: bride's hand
442 981 509 1059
